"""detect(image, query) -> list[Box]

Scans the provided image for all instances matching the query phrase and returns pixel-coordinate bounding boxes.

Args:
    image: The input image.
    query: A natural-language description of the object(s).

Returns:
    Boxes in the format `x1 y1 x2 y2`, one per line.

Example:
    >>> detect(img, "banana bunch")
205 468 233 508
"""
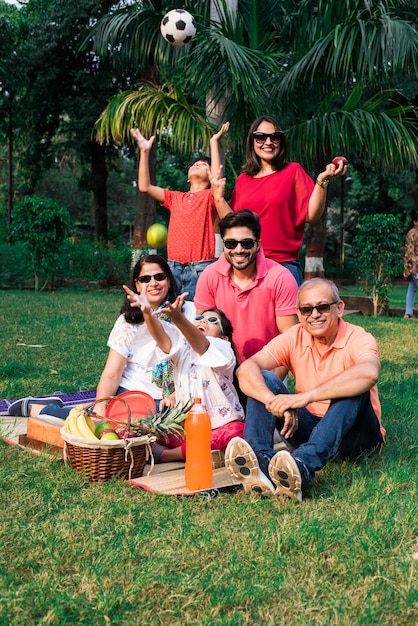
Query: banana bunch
64 405 99 440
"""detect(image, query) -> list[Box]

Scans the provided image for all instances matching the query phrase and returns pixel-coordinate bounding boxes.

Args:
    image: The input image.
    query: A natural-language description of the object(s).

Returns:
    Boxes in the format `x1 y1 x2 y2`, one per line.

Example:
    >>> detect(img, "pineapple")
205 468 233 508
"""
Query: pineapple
114 399 194 441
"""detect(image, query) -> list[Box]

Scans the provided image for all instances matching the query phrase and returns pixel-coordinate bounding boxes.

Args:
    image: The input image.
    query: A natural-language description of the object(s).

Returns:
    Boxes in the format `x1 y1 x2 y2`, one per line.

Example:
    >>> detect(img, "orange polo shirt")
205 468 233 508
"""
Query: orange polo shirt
262 319 384 435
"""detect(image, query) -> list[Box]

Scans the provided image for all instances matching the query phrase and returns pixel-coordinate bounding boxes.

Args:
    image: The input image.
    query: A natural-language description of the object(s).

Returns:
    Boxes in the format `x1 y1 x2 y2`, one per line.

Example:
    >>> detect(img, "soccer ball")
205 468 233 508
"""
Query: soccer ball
160 9 197 46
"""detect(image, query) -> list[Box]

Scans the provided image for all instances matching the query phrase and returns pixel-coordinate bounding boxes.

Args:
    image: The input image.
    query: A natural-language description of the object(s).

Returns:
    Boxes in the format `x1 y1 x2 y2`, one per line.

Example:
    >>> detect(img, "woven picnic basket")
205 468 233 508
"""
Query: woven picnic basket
60 396 155 482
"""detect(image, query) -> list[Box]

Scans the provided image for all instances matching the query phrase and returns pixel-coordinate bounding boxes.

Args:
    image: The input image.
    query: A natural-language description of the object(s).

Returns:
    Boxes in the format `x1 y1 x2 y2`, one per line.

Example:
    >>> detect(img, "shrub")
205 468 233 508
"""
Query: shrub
0 240 134 290
0 242 33 288
354 214 403 315
11 196 72 291
63 241 132 288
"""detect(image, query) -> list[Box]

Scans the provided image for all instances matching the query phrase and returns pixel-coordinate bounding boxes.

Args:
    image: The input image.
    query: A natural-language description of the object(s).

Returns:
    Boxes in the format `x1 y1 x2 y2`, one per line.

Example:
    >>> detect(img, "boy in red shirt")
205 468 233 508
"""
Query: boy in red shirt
131 123 230 300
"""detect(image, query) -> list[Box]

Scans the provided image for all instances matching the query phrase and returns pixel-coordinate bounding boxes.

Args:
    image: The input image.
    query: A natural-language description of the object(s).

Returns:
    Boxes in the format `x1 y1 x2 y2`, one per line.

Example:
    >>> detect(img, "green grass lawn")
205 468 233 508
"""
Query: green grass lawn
0 289 417 625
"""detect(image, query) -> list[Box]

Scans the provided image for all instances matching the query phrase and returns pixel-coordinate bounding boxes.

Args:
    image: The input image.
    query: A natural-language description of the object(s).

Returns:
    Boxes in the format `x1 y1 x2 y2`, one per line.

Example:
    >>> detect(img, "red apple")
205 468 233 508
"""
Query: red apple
332 156 348 167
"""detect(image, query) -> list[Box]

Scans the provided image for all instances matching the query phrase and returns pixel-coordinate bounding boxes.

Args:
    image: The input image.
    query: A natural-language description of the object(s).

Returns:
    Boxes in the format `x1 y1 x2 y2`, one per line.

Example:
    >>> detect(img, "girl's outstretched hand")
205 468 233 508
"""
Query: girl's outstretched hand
158 293 189 321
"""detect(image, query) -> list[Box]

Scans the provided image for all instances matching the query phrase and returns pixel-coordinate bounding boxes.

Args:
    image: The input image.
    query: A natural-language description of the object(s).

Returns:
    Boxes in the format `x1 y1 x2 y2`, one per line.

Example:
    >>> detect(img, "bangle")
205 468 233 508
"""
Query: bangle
316 178 330 188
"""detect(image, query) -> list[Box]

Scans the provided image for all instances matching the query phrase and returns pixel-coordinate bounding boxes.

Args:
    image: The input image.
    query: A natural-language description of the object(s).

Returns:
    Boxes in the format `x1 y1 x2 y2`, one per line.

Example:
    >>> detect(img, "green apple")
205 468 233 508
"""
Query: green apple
95 421 118 439
147 223 168 248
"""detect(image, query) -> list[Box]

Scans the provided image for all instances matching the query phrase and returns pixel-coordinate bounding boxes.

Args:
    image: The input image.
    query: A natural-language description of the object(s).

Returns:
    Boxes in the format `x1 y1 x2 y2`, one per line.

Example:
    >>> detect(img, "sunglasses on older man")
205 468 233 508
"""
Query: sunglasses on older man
298 302 339 316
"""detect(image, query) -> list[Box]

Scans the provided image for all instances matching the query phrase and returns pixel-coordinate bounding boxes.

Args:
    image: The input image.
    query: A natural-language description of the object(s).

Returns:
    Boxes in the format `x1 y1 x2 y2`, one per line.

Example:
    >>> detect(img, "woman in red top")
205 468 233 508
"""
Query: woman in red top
213 115 347 285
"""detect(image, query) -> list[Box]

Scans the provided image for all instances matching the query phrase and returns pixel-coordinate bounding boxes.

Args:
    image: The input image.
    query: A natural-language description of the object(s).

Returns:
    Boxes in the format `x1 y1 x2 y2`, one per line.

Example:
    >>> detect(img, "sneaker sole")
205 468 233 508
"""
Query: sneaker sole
268 451 302 502
225 438 274 496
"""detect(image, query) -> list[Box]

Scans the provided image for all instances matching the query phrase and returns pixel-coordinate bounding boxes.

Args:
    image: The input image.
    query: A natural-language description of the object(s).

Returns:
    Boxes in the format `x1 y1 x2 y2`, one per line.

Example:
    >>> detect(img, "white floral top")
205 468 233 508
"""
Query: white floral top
148 331 245 429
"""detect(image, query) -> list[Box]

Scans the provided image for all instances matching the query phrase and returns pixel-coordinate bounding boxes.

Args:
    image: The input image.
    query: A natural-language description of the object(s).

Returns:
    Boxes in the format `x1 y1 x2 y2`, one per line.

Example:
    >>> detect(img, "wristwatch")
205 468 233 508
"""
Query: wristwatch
316 178 330 188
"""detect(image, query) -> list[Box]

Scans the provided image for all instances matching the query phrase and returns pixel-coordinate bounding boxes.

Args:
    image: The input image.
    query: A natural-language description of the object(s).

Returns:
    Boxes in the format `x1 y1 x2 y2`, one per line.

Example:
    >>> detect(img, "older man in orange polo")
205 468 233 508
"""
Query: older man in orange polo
225 278 385 502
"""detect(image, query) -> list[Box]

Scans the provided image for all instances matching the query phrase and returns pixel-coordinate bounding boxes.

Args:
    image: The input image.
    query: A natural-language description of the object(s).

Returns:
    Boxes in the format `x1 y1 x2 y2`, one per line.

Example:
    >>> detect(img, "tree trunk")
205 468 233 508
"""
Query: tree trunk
7 89 13 243
91 141 108 242
304 209 327 280
304 155 328 280
132 141 157 252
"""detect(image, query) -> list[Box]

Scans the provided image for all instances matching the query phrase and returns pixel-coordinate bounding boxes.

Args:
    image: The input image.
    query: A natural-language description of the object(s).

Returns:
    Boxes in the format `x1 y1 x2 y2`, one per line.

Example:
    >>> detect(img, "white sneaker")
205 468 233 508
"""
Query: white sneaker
225 437 276 496
268 450 303 502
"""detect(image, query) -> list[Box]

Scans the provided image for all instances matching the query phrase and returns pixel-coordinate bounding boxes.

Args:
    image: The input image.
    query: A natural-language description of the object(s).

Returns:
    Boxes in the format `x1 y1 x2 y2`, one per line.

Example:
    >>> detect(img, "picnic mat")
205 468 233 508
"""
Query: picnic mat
0 435 241 496
130 464 241 496
0 390 97 416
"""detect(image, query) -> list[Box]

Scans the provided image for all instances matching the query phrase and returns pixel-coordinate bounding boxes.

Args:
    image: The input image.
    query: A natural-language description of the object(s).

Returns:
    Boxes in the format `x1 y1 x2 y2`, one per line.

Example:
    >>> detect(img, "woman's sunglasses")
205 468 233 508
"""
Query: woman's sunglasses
253 131 283 145
195 315 224 334
136 272 167 284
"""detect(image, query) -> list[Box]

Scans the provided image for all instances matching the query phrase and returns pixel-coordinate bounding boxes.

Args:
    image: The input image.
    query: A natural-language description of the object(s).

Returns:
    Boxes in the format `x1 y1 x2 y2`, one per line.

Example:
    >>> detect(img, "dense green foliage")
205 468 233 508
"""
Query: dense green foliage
0 240 134 290
0 0 417 257
354 214 404 315
11 197 72 290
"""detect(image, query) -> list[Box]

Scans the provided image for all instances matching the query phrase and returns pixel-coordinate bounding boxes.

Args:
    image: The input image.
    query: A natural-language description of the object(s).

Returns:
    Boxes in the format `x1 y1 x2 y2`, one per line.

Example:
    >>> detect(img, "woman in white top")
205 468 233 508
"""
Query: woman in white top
123 287 245 462
9 255 194 420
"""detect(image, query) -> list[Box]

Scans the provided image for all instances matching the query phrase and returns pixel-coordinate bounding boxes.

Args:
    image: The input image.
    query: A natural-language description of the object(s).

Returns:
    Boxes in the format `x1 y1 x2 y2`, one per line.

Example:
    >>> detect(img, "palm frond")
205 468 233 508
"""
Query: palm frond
287 91 418 170
95 83 212 154
278 4 418 96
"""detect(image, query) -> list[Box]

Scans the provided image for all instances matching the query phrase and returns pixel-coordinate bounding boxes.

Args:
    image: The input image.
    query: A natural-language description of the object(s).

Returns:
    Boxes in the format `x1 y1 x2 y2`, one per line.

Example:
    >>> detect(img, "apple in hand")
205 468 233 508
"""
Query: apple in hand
332 156 348 167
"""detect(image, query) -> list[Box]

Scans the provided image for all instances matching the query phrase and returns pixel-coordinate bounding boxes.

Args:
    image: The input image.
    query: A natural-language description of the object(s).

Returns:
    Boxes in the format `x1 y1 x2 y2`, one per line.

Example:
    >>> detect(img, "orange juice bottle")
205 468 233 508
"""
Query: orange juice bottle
184 398 213 490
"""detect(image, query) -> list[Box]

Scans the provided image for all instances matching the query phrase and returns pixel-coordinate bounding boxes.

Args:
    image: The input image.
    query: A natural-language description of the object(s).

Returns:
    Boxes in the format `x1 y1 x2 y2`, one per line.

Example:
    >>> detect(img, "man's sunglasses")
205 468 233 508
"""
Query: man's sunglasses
136 273 167 283
223 238 257 250
298 301 339 316
195 315 224 334
253 131 283 145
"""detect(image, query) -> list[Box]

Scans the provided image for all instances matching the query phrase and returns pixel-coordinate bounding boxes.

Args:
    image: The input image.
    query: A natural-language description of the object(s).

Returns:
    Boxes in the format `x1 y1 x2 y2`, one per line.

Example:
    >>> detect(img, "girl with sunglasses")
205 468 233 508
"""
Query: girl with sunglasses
9 255 195 421
123 287 245 462
212 115 347 285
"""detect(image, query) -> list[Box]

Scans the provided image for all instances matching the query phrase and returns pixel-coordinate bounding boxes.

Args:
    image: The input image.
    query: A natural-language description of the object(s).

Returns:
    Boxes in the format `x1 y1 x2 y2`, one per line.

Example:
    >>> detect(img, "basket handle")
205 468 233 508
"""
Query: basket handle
84 395 132 430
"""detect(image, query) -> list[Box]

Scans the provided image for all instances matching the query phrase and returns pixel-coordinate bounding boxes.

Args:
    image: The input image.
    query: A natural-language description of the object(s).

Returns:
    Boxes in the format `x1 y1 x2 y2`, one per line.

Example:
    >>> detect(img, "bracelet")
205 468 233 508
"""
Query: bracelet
316 178 330 188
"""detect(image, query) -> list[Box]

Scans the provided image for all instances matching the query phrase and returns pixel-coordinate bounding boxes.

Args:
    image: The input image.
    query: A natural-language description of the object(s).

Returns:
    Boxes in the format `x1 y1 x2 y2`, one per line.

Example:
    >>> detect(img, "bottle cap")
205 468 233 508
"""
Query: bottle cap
193 397 201 403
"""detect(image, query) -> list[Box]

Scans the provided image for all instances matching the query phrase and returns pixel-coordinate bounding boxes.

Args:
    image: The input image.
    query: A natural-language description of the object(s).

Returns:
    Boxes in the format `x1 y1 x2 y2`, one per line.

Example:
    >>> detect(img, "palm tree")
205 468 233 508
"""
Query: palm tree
91 0 283 245
91 0 418 265
274 0 418 276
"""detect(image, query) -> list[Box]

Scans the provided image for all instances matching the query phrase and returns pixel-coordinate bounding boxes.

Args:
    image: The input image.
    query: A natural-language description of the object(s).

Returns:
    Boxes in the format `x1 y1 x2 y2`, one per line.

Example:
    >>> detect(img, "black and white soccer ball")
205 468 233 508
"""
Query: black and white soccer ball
160 9 197 46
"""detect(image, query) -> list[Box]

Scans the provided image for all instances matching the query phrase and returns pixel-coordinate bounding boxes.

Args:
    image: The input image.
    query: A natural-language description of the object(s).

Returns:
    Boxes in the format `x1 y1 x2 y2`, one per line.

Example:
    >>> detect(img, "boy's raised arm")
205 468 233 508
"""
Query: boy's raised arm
209 122 232 219
130 128 165 203
209 121 230 175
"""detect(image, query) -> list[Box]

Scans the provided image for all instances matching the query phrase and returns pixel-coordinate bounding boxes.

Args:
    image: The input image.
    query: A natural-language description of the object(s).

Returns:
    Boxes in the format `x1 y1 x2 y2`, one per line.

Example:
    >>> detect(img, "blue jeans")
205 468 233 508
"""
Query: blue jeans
244 370 383 484
168 259 215 301
280 260 303 286
405 275 418 315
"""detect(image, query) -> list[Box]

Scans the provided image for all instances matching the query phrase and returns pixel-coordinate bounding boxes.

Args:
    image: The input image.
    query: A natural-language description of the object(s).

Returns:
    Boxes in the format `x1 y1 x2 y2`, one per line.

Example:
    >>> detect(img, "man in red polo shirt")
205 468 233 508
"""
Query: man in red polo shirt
194 210 299 366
